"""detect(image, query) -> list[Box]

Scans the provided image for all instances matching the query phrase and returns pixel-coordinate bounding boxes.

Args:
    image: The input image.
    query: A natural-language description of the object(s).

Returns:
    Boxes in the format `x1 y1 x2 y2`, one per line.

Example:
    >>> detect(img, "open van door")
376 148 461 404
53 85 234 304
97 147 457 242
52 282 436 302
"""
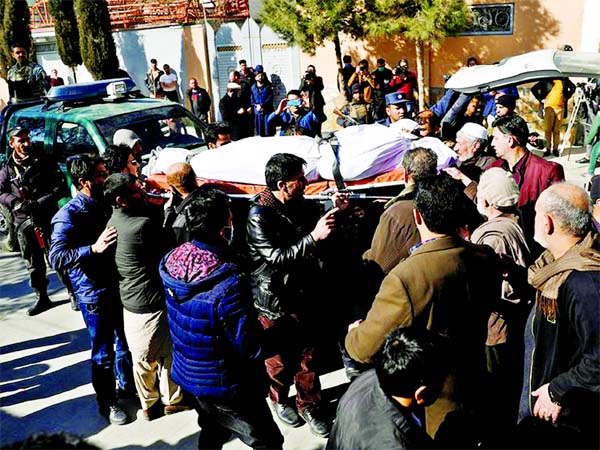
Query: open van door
445 49 600 93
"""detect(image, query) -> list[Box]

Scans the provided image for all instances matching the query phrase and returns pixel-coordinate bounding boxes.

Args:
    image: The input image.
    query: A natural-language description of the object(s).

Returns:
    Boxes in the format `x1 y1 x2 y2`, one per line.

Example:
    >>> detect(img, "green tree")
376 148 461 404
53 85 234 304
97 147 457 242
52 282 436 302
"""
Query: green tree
0 0 10 79
48 0 82 82
259 0 365 70
74 0 119 80
1 0 35 78
366 0 472 109
365 0 472 109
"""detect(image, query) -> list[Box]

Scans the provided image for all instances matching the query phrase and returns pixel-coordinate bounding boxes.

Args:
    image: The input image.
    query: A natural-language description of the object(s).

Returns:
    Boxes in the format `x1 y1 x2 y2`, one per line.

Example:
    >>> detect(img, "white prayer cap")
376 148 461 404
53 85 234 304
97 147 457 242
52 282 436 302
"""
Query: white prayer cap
457 122 488 141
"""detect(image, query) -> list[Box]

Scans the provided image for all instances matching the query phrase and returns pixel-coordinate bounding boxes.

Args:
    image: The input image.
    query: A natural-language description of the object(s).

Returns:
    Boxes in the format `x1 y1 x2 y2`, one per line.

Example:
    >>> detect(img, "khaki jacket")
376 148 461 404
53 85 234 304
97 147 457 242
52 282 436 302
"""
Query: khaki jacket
347 235 503 435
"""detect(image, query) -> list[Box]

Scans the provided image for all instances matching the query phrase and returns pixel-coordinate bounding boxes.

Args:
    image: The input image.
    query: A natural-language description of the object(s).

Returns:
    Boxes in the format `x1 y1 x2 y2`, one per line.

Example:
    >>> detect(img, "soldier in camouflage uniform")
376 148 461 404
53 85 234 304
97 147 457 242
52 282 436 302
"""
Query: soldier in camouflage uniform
334 84 374 128
7 44 49 103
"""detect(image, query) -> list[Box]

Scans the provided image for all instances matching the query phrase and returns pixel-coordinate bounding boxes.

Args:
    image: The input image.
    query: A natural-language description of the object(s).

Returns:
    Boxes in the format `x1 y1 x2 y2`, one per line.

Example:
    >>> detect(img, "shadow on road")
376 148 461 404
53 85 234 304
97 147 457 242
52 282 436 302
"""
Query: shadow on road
1 329 90 406
0 394 110 447
0 269 69 318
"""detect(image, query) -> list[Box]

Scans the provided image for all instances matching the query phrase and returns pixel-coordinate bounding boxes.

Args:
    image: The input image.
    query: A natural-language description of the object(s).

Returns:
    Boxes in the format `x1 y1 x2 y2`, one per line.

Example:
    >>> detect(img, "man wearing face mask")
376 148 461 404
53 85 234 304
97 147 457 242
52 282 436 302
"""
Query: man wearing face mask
371 58 393 120
0 126 68 315
104 174 189 420
160 187 289 449
49 154 135 426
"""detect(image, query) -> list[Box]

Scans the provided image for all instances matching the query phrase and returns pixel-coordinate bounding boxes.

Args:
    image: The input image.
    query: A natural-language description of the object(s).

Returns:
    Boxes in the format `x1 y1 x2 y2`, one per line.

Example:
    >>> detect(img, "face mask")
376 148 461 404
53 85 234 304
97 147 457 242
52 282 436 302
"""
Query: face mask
377 67 385 72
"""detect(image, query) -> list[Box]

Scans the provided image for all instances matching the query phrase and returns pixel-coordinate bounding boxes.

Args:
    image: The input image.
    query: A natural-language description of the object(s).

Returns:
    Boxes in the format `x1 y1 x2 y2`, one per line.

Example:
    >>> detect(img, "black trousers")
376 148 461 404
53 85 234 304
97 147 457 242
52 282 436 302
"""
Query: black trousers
16 219 48 291
192 391 283 450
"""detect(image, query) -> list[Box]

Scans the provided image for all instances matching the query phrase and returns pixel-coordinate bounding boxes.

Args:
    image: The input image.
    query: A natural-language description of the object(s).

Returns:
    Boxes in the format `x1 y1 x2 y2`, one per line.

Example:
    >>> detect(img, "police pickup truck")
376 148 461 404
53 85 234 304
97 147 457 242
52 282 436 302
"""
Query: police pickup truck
0 78 208 251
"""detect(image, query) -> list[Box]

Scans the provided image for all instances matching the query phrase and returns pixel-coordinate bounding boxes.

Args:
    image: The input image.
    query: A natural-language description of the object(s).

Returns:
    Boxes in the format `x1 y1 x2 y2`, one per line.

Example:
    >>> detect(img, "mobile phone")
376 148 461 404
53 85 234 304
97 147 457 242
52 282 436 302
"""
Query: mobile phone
287 99 302 107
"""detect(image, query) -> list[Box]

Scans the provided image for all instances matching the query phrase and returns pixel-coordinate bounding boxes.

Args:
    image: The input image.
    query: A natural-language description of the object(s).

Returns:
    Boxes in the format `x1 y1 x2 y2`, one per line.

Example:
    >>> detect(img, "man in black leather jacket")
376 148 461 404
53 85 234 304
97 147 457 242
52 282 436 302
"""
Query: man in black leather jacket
246 153 348 438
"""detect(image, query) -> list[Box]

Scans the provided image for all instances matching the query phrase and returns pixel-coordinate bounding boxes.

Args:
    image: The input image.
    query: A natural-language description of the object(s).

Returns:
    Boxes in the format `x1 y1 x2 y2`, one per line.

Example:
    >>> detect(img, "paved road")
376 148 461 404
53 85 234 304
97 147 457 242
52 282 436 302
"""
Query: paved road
0 251 349 449
0 146 593 449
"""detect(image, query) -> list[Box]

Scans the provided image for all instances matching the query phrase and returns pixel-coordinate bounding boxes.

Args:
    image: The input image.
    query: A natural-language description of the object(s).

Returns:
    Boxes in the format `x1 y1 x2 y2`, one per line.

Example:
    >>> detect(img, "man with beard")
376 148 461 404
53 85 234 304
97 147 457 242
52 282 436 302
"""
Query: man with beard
246 153 349 437
104 174 189 420
0 126 68 315
251 71 274 136
219 82 252 141
444 122 496 195
49 154 134 425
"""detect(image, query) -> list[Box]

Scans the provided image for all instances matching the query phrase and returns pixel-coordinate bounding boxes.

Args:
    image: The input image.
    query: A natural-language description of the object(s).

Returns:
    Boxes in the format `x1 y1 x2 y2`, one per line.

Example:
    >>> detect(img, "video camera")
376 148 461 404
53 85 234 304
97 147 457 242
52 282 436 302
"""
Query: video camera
393 66 408 76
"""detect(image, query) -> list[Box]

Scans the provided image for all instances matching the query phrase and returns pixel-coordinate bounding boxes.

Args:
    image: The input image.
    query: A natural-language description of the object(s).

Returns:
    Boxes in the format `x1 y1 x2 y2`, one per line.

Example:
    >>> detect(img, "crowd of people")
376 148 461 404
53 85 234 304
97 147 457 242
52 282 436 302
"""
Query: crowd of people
2 112 599 449
2 44 600 450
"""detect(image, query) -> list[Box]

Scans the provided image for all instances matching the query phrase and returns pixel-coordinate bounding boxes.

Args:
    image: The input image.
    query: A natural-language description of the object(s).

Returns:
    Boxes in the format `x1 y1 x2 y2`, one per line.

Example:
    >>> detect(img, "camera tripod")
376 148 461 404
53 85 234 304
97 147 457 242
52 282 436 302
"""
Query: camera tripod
560 85 594 159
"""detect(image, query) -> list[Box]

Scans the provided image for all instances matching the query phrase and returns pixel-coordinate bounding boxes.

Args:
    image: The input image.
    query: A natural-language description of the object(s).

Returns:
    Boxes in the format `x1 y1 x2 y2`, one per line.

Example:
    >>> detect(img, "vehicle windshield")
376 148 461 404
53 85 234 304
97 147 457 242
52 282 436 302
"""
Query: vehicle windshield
95 104 206 153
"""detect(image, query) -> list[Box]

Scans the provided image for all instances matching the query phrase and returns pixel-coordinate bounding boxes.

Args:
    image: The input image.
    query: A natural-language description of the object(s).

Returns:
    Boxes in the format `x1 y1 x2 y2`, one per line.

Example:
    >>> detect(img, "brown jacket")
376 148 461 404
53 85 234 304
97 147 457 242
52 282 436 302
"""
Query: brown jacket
347 235 503 435
471 214 532 346
362 186 418 274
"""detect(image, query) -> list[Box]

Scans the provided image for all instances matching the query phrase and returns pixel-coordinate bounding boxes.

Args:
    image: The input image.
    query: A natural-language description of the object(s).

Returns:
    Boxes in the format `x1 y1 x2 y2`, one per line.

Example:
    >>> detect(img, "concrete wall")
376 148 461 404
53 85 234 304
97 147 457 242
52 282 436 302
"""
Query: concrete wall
114 25 186 101
300 0 589 103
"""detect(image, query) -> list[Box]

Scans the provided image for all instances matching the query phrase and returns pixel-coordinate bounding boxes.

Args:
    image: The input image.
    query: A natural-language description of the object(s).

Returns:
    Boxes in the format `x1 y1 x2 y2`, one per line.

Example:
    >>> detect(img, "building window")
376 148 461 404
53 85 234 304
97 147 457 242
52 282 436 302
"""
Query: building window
35 42 57 54
459 3 514 36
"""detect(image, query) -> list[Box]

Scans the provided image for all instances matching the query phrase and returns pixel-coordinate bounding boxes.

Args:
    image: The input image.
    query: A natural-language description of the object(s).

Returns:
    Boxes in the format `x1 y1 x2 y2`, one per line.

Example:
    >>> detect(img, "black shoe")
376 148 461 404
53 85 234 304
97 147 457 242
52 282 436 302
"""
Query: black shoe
27 291 53 316
116 387 138 399
69 293 79 311
552 149 560 157
142 402 164 421
271 401 302 427
577 157 590 164
543 150 551 157
100 404 129 425
299 408 330 438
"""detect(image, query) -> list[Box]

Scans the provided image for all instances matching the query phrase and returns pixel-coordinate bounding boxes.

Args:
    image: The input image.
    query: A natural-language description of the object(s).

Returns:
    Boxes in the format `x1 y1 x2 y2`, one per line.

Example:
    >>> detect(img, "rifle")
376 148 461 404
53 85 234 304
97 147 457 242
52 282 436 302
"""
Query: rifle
333 107 360 126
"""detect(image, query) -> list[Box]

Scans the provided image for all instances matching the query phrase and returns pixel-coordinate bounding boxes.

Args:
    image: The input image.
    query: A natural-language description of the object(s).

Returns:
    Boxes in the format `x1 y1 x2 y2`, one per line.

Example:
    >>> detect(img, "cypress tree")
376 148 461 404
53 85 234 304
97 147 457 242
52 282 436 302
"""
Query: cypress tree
0 0 10 79
74 0 119 80
2 0 35 78
48 0 82 82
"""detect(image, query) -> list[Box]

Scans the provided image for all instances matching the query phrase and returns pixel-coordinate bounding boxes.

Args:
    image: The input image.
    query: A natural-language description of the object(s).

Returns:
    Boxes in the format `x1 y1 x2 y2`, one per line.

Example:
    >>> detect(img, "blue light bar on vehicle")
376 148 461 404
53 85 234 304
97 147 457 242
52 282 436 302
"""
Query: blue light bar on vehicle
46 78 137 102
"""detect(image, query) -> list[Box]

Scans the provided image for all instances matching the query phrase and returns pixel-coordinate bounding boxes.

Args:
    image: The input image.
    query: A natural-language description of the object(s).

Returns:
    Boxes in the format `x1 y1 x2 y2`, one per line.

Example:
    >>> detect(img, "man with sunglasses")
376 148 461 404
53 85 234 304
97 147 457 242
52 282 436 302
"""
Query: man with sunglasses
0 126 68 315
7 43 49 103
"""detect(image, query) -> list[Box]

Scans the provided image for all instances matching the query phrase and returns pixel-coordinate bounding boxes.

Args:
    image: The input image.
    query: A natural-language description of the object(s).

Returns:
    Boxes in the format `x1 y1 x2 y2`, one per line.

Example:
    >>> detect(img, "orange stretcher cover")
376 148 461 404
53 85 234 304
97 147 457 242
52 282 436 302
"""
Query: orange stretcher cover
148 167 405 196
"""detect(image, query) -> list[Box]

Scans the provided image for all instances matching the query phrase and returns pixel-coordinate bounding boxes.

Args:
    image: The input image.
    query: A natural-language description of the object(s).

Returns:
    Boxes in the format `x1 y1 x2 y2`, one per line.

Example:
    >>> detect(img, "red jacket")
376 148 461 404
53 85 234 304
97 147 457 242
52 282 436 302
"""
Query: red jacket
490 151 564 254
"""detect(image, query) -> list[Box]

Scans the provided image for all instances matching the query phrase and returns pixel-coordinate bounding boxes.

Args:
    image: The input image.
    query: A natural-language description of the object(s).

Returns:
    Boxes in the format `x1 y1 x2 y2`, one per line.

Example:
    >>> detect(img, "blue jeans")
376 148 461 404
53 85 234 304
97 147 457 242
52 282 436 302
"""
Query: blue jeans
80 299 133 409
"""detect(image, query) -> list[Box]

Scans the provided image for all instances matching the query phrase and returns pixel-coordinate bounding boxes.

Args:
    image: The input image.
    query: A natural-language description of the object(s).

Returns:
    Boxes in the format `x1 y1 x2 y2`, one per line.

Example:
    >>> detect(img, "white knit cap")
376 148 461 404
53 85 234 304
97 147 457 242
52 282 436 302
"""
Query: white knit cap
458 122 488 141
478 167 520 208
113 129 142 150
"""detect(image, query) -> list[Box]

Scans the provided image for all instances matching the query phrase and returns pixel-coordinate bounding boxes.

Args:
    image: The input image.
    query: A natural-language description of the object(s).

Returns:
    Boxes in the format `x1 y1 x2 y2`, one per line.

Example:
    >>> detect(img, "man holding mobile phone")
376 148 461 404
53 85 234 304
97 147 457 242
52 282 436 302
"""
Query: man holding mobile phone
266 90 320 137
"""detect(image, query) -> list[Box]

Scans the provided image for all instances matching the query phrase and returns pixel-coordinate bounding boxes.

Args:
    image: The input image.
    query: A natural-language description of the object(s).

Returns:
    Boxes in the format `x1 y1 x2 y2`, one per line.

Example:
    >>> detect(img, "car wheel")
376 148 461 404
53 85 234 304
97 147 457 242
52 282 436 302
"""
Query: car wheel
0 204 18 252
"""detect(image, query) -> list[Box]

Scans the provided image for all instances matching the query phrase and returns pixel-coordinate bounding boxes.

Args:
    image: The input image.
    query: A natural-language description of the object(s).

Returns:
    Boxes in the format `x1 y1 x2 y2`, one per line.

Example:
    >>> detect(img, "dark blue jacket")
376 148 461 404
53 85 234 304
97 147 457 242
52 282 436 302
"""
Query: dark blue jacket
49 192 117 304
251 83 274 114
160 241 270 399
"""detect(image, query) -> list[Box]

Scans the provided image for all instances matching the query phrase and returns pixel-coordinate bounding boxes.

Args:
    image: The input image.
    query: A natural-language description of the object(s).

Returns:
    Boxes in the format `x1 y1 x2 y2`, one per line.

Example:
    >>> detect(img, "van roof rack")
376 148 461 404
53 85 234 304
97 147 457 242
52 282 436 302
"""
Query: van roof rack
46 78 137 103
